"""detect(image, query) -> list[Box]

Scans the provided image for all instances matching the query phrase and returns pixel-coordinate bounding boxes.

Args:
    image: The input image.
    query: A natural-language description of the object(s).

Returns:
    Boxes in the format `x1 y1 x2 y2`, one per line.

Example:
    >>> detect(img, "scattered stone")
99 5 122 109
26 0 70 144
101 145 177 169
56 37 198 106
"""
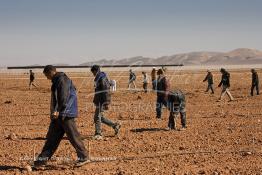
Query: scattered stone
198 170 206 174
153 167 158 171
213 171 219 175
14 169 21 175
179 146 185 150
24 165 32 172
104 137 109 141
137 95 142 100
118 114 123 120
116 169 126 175
4 100 12 104
242 151 252 156
145 115 150 120
6 133 18 140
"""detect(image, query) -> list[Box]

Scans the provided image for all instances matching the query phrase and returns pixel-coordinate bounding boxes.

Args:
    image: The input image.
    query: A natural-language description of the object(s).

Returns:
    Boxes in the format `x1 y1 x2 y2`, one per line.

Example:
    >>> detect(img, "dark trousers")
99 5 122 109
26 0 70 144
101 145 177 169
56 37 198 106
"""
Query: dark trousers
206 84 214 93
156 95 167 118
168 112 186 129
94 107 116 136
143 83 148 93
251 84 259 96
152 80 157 90
29 80 37 89
36 117 87 162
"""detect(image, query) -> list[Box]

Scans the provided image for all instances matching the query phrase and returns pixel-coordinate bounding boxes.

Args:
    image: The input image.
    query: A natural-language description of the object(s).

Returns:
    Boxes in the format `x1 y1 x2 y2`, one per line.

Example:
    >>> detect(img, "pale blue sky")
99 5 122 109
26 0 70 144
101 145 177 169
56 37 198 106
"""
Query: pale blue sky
0 0 262 66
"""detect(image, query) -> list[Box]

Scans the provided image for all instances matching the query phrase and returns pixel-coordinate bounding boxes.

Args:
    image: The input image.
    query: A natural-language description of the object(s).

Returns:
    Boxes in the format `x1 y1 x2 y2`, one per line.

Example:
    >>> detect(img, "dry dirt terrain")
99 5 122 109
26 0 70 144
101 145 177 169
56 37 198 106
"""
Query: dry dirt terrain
0 69 261 175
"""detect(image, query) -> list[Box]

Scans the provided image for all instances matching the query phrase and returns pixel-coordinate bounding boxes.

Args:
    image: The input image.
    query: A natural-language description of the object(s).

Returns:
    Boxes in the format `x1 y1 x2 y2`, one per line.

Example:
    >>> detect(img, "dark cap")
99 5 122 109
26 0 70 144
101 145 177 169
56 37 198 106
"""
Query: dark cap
91 65 100 72
43 65 56 74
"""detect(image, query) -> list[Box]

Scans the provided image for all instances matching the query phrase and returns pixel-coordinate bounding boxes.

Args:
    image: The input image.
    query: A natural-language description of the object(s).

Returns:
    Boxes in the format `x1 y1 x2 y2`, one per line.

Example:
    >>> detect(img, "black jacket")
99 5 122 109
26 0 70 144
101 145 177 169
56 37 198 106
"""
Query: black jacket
93 71 111 107
218 72 230 87
252 72 259 85
157 76 170 98
51 72 78 118
30 72 35 81
203 73 213 84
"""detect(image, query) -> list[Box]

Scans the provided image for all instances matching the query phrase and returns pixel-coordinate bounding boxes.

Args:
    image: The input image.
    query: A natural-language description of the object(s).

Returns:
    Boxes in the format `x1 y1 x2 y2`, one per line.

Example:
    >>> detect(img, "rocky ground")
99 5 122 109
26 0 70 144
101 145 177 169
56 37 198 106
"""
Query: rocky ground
0 69 261 174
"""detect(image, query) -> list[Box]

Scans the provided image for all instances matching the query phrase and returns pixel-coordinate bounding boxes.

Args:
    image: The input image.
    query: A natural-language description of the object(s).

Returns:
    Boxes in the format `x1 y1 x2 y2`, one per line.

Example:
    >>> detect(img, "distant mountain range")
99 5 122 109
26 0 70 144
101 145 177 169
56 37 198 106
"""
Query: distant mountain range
79 48 262 66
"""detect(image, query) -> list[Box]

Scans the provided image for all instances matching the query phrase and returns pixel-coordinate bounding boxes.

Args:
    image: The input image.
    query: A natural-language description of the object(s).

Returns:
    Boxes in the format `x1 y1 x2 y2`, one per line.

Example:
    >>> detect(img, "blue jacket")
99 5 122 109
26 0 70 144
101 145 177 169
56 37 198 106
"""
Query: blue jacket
51 72 78 118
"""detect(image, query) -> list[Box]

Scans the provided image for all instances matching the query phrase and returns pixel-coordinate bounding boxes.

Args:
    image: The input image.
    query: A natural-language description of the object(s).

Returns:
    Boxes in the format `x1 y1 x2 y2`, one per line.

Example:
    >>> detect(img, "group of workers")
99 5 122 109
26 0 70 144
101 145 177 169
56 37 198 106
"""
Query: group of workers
28 65 259 170
203 68 260 101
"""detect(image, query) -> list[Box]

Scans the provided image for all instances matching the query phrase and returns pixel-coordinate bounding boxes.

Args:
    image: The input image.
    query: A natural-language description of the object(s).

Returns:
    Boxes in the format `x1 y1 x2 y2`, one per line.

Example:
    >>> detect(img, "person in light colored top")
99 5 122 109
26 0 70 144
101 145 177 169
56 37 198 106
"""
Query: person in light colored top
110 79 117 92
142 72 149 93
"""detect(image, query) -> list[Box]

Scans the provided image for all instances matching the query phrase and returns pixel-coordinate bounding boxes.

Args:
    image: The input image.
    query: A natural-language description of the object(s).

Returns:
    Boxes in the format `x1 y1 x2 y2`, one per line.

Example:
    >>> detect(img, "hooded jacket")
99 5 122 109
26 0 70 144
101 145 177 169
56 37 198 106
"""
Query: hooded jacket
218 71 230 87
93 71 111 107
51 72 78 118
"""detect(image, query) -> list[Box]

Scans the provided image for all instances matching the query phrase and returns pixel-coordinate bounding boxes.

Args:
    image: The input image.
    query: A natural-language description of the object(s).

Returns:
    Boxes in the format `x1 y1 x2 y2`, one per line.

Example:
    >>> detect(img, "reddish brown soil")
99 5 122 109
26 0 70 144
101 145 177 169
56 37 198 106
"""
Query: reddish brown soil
0 69 261 175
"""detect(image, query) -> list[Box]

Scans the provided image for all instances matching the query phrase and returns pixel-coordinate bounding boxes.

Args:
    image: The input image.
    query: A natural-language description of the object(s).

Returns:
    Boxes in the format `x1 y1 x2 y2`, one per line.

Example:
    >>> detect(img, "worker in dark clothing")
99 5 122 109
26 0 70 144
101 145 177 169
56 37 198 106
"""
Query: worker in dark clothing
218 68 234 101
251 69 259 96
128 69 137 90
91 65 121 140
33 65 89 169
29 70 37 90
203 70 214 94
156 68 169 119
167 90 187 131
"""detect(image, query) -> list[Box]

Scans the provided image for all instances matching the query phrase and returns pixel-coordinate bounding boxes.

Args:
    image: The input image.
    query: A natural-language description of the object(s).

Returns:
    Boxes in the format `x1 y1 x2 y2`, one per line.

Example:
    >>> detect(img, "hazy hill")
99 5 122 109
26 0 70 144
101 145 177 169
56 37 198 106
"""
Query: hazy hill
79 48 262 66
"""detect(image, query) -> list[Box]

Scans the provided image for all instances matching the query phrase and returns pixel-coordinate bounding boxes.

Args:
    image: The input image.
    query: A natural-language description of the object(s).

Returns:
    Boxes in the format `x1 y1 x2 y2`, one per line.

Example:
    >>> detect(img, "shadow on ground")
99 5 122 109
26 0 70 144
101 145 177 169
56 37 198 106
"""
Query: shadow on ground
0 165 24 171
130 128 167 133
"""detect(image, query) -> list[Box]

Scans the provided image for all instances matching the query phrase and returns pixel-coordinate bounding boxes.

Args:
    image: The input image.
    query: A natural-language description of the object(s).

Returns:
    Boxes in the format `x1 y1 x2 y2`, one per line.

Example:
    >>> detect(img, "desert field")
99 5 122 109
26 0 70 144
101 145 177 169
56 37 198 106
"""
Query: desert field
0 68 261 175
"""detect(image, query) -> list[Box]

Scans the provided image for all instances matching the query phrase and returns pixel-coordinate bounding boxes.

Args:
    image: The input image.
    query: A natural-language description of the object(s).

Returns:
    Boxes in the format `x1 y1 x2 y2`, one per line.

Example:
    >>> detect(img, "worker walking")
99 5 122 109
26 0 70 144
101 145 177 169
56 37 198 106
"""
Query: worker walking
128 69 137 90
251 69 259 96
29 70 38 90
91 65 121 140
218 68 234 101
203 70 214 94
33 65 89 169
